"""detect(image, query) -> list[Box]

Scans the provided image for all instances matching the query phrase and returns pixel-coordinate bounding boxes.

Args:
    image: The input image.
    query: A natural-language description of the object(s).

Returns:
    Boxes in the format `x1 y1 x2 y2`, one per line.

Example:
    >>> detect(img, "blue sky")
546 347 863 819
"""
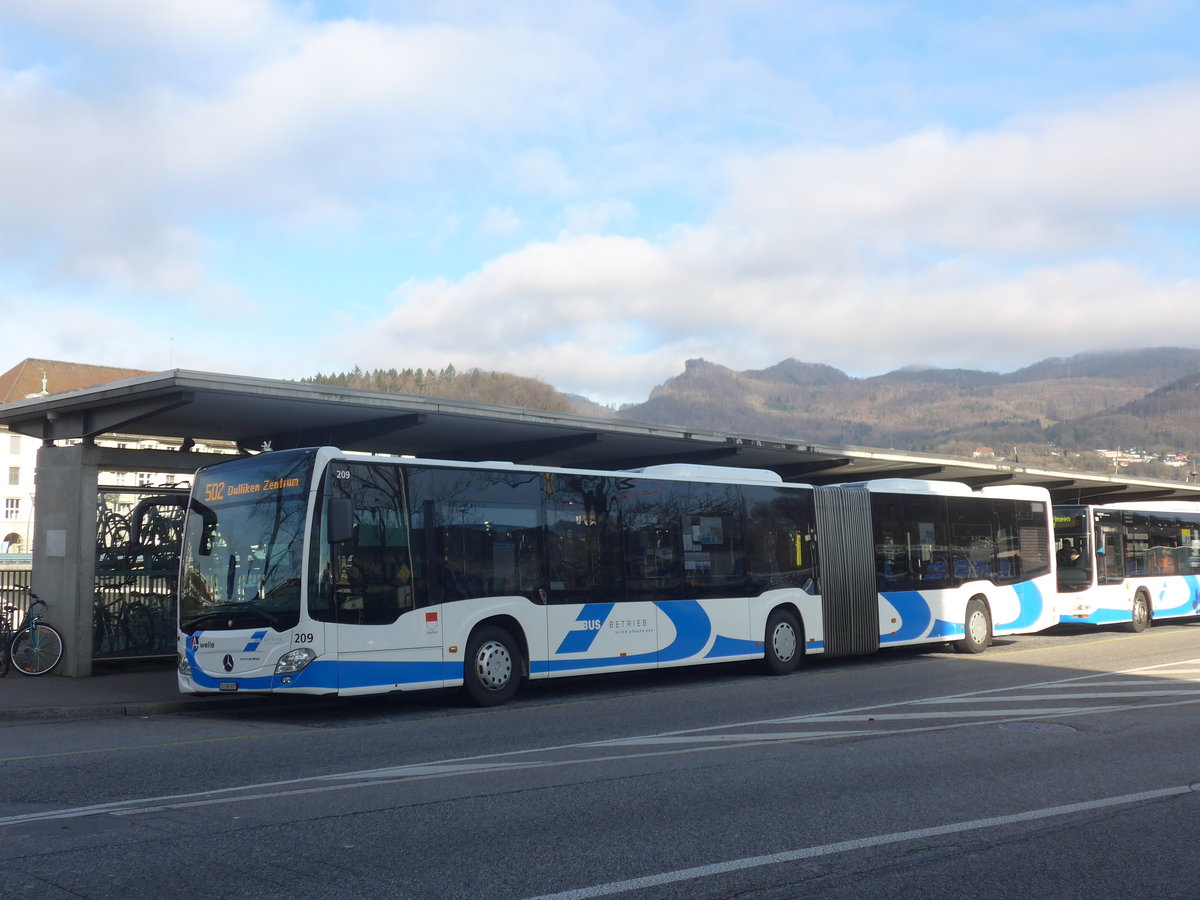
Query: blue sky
2 1 1198 406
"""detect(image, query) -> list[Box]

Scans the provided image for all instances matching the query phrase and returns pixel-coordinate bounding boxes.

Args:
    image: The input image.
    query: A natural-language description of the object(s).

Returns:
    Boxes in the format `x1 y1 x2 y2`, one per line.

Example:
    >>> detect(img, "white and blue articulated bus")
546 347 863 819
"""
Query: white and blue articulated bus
177 448 1057 705
1053 501 1200 632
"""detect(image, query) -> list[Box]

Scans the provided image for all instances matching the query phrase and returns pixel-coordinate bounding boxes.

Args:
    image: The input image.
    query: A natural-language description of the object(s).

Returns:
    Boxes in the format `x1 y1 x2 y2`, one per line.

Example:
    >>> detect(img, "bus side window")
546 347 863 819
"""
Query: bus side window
336 464 414 625
414 468 545 606
682 482 746 600
550 474 624 604
744 485 816 593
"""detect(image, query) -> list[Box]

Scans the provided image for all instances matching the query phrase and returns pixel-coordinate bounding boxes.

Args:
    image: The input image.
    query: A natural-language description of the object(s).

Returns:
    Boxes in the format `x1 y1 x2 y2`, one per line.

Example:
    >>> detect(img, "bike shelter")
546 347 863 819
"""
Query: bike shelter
32 443 225 676
94 486 188 662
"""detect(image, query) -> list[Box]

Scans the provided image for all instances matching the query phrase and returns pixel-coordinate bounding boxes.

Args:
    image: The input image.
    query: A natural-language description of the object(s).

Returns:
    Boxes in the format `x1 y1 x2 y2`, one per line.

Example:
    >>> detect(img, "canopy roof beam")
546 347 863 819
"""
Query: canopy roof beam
238 413 428 454
439 431 605 464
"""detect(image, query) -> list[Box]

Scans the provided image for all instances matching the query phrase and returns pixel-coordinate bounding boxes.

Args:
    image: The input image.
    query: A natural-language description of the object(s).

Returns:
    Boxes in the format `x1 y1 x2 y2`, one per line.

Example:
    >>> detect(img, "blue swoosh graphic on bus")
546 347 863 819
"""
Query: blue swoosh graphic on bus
188 649 460 693
1152 576 1200 617
542 647 659 672
705 634 759 658
554 603 615 654
540 599 717 672
1060 607 1136 626
928 619 962 639
333 660 460 689
185 634 276 691
656 600 713 662
242 630 268 652
1061 575 1200 626
879 591 932 643
995 582 1045 631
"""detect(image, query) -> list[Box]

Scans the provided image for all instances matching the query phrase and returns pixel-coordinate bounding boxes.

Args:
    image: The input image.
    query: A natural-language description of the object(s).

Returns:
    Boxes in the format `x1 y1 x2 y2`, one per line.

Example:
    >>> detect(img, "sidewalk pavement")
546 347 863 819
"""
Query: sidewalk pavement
0 659 273 722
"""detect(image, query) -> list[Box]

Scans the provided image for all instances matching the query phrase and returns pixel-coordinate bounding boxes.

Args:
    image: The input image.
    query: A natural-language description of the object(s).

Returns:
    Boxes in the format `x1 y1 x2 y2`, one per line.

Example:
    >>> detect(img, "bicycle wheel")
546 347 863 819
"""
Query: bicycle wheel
10 623 64 676
0 634 9 678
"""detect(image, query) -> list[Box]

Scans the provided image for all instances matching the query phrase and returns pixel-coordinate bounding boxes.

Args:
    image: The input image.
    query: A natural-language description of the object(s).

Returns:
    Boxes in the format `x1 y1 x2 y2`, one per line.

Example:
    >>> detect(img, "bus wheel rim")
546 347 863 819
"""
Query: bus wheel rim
968 611 987 644
476 640 513 690
772 622 796 662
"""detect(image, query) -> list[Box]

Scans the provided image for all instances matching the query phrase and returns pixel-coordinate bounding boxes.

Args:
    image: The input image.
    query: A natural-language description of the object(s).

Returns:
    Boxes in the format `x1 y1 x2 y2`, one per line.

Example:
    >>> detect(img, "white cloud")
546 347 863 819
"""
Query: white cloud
344 79 1200 403
3 3 1199 406
719 80 1200 262
0 10 597 292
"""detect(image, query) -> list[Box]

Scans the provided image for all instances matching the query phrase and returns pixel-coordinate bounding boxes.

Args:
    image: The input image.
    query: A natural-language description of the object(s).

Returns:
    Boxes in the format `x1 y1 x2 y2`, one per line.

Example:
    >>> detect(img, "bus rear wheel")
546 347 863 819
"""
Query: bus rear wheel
464 625 522 706
1127 593 1150 633
957 598 992 654
763 609 803 675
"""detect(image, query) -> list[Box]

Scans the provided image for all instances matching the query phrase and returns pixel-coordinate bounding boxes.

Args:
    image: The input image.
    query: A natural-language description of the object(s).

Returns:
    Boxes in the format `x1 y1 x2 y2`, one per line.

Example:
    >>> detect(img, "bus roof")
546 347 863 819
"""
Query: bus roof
1101 500 1200 513
630 463 783 483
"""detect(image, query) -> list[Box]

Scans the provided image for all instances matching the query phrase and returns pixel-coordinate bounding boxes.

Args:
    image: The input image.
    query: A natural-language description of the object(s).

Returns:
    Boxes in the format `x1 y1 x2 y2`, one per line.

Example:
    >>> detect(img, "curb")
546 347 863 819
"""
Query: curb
0 695 275 723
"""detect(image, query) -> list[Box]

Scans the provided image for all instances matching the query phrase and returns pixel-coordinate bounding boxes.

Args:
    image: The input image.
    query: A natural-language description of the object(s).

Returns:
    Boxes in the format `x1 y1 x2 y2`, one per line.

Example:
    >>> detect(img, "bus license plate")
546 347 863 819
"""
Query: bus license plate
219 682 239 692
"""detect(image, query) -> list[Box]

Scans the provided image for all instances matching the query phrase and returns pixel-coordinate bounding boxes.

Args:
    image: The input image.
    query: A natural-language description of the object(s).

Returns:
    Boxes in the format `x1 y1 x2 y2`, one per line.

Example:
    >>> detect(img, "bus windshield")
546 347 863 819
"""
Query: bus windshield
179 450 316 633
1053 506 1092 591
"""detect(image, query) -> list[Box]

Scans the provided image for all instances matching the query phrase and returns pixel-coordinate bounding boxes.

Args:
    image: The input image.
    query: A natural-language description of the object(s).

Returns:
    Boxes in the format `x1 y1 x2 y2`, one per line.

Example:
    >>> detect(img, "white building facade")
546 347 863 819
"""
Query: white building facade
2 427 36 555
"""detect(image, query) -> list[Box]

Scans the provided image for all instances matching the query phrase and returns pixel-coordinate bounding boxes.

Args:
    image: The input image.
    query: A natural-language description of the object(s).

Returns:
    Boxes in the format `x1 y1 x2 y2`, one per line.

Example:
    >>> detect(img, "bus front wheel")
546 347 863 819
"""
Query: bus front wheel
1127 593 1150 633
763 609 803 675
957 598 992 654
464 625 523 706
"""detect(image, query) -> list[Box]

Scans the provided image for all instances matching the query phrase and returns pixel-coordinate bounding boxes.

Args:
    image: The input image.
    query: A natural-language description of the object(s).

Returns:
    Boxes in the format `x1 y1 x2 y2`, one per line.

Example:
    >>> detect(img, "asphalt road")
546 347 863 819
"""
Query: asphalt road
3 622 1200 899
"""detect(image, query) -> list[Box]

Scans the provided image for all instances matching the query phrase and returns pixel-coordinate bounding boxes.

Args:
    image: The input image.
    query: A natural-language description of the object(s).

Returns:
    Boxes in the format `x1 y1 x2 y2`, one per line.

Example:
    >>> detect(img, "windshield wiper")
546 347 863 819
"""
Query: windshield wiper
181 602 283 630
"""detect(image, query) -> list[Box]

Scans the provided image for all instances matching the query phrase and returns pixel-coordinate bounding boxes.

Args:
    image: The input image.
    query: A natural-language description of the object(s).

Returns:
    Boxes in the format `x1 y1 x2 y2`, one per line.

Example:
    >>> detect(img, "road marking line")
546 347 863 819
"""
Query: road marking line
595 730 873 745
780 707 1110 720
926 690 1200 702
522 784 1199 900
1022 679 1200 687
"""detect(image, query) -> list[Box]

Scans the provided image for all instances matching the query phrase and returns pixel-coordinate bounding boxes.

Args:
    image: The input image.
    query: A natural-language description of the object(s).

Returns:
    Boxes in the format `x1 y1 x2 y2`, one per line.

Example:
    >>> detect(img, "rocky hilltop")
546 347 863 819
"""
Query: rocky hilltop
609 348 1200 478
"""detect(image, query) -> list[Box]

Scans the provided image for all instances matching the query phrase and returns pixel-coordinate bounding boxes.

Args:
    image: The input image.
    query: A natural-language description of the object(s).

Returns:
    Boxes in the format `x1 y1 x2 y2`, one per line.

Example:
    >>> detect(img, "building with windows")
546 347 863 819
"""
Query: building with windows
3 427 32 554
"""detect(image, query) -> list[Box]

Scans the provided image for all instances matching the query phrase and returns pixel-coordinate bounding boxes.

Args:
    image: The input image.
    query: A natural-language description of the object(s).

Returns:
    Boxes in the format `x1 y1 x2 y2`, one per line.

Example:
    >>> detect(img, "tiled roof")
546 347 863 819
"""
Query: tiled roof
0 359 151 403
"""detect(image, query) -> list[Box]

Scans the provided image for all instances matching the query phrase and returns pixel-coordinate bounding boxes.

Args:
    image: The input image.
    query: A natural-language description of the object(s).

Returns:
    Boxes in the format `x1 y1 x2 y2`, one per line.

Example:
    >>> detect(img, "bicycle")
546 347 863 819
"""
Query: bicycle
0 590 65 677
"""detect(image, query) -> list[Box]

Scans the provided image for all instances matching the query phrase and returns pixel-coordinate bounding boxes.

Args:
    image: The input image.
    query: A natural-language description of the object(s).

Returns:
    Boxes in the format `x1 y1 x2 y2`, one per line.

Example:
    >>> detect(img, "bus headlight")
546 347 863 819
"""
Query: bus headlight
275 648 317 675
178 655 192 677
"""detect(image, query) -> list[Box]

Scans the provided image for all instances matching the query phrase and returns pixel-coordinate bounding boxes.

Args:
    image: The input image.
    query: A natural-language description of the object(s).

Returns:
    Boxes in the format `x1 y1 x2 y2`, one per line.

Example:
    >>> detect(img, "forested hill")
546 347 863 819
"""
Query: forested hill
304 365 573 412
305 349 1200 479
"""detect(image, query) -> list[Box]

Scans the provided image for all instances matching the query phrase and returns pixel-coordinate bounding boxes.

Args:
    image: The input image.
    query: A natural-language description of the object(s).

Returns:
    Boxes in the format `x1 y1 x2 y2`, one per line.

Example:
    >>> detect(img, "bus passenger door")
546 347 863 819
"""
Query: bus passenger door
329 463 441 692
1096 525 1125 586
332 555 444 695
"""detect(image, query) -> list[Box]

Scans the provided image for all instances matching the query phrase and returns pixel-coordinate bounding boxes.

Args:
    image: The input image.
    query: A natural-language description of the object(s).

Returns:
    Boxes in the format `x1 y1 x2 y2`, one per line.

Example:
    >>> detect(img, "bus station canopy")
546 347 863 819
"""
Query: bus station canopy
2 368 1198 506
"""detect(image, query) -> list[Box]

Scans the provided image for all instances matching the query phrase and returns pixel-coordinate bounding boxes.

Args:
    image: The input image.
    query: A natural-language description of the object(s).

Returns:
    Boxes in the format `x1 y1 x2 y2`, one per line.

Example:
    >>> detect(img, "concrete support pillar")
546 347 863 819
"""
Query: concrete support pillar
32 444 101 677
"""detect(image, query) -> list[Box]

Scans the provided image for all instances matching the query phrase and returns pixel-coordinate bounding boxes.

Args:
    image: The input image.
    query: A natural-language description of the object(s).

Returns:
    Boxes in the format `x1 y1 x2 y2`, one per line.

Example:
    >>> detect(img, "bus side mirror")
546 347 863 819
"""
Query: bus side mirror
327 497 355 544
189 498 219 556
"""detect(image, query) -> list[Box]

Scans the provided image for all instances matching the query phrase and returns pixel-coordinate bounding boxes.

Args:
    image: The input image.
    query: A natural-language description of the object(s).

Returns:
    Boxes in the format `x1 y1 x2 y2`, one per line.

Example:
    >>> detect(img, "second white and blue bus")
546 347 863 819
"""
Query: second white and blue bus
1054 501 1200 631
176 447 1057 704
